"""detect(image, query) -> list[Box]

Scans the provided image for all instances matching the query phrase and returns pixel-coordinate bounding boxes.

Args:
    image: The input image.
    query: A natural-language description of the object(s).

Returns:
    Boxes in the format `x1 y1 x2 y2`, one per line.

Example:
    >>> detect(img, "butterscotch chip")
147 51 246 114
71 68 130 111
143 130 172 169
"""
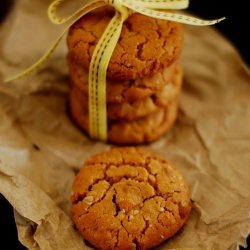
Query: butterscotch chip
67 8 184 81
71 147 191 250
71 66 182 121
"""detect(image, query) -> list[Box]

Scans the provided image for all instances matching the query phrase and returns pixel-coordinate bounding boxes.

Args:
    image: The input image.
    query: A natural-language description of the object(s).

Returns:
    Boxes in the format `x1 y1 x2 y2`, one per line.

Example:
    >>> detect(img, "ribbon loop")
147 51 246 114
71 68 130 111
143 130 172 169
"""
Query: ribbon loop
132 0 189 9
48 0 98 25
5 0 106 83
121 0 225 26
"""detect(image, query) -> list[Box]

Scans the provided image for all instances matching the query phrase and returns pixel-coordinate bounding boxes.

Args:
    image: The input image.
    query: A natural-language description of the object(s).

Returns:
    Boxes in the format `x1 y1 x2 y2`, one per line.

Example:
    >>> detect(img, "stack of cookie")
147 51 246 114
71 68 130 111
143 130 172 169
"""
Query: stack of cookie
67 9 184 145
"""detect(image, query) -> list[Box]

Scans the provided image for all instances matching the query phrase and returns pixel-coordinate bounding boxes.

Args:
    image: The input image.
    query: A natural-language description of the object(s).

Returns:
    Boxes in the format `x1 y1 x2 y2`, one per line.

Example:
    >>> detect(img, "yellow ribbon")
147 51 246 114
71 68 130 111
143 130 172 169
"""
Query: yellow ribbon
5 0 225 141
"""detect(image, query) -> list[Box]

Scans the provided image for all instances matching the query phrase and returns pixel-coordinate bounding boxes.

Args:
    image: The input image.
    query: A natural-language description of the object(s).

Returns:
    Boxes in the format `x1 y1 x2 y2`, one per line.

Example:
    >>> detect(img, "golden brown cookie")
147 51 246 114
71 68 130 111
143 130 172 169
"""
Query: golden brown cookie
69 59 179 104
70 90 179 145
67 8 184 81
71 65 182 121
71 147 191 250
107 101 178 145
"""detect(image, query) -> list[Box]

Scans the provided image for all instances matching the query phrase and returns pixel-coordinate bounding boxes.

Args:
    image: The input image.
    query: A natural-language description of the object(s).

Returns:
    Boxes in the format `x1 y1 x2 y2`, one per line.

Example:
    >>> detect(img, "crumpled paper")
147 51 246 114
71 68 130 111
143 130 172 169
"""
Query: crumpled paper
0 0 249 249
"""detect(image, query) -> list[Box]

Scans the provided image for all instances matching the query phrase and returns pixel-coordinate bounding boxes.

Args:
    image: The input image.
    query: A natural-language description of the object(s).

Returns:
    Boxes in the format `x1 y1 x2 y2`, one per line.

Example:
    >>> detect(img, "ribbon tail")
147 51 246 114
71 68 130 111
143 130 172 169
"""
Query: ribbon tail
122 2 225 26
88 12 125 141
132 0 189 10
5 1 105 83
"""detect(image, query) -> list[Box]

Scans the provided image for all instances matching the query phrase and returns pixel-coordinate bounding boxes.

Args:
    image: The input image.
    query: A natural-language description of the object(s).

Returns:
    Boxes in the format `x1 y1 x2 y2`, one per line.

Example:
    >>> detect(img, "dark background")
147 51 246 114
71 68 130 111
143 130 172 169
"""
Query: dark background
0 0 249 249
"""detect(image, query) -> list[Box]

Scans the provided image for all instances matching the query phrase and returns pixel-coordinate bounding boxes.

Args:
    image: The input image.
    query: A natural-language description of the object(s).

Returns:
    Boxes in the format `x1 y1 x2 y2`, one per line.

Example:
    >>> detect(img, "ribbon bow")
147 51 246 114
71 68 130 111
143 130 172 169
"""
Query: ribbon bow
6 0 225 141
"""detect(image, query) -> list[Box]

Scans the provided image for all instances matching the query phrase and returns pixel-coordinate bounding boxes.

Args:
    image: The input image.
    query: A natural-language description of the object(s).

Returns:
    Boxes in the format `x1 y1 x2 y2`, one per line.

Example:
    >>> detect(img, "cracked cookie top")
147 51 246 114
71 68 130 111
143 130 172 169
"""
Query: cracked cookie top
67 8 184 81
71 147 191 250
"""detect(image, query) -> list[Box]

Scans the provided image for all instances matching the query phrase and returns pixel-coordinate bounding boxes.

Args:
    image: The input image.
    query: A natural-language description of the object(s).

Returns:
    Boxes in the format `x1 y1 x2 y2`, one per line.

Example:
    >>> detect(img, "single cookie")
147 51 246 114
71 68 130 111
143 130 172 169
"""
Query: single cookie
71 66 182 121
69 60 179 104
70 90 179 145
107 101 178 144
71 147 191 250
67 8 184 81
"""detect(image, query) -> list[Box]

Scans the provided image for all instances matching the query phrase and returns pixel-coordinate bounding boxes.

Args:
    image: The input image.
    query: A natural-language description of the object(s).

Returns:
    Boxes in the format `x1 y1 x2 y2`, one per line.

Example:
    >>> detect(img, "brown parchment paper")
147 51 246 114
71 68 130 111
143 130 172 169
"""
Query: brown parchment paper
0 0 250 249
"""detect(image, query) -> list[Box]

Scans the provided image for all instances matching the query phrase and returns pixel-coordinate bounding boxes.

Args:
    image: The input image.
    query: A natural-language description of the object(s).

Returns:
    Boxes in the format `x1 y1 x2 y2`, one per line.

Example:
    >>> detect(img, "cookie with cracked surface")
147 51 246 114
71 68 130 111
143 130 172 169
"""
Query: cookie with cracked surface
67 8 184 81
70 90 179 145
69 59 179 104
107 101 178 144
71 147 191 250
71 66 182 121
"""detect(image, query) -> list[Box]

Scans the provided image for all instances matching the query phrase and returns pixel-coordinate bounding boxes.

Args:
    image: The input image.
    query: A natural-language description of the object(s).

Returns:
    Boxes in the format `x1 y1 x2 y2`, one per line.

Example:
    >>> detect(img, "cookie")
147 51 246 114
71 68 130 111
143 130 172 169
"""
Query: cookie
71 147 191 250
67 8 184 81
70 91 179 145
69 60 179 104
107 101 178 145
71 66 182 121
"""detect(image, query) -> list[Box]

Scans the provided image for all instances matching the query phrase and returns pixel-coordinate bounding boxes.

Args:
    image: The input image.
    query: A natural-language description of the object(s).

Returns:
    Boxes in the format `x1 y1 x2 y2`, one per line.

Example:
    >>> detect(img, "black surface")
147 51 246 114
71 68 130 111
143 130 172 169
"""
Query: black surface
190 0 249 65
0 0 14 22
0 0 249 249
0 195 26 249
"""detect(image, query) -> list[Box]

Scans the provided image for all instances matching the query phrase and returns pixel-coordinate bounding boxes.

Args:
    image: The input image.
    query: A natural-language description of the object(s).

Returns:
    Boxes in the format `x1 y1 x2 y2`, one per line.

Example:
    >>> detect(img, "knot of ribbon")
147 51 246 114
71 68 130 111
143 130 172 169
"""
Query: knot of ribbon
6 0 225 141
